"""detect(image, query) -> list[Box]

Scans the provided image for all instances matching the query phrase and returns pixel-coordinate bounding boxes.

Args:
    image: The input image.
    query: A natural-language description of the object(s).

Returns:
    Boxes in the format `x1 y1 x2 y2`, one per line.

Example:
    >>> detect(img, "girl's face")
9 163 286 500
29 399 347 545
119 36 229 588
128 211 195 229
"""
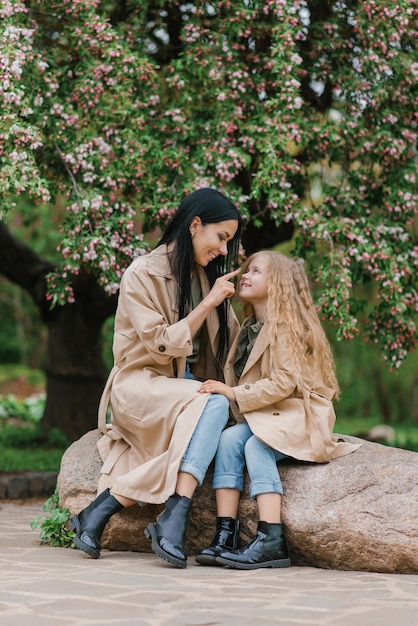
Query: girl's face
239 254 269 307
190 218 238 267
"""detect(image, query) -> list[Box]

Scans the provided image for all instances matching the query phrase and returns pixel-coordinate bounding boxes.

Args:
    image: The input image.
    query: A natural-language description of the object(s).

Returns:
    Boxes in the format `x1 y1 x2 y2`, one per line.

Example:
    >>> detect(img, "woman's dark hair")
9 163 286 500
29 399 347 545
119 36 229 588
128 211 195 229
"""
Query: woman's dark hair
158 187 243 368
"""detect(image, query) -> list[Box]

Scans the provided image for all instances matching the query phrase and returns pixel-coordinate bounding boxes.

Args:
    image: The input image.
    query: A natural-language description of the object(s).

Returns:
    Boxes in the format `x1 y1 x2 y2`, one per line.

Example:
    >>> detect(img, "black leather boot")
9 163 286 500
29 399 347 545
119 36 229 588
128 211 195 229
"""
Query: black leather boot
69 488 123 559
195 517 240 566
144 493 192 568
216 521 291 570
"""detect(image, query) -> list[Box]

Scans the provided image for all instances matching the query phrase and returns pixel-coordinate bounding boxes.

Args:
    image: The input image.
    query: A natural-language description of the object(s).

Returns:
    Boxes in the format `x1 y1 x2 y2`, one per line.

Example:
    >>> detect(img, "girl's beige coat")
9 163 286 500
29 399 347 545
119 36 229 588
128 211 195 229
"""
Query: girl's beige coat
96 246 239 504
224 322 360 463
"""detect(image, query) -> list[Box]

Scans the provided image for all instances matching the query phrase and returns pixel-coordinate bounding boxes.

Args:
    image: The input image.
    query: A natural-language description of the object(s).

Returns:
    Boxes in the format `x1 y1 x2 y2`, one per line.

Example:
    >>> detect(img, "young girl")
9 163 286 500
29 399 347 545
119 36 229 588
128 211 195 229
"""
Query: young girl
196 251 360 569
69 188 243 569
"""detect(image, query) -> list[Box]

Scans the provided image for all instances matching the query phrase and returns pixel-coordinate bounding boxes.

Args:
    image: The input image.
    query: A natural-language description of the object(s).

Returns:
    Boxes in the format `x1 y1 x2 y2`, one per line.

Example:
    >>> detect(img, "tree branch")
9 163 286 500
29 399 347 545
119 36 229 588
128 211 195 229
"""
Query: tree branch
0 220 55 317
0 220 118 323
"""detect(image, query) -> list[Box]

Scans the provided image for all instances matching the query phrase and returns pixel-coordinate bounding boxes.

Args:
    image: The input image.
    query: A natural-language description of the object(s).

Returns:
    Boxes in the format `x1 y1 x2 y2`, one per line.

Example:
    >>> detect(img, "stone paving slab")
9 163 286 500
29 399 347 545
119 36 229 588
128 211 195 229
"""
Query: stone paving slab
1 499 418 626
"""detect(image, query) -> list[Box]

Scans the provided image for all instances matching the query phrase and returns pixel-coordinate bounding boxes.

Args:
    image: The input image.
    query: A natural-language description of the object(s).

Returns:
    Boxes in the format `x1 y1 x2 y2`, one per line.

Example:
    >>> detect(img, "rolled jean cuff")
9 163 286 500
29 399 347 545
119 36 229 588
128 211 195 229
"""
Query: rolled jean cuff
249 479 284 500
179 459 205 486
212 472 244 492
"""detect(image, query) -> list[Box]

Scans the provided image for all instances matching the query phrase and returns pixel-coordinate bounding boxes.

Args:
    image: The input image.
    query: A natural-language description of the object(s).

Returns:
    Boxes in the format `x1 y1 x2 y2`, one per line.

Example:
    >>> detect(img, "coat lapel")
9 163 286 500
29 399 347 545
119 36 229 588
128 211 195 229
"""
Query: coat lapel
146 245 178 314
225 321 270 383
239 323 270 378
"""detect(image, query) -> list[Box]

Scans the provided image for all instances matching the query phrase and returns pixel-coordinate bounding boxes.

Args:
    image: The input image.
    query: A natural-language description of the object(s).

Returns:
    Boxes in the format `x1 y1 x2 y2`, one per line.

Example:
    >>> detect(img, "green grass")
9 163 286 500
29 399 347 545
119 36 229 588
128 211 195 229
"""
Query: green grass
0 386 68 472
0 446 65 472
335 415 380 435
0 422 68 472
394 428 418 452
0 364 45 387
335 416 418 453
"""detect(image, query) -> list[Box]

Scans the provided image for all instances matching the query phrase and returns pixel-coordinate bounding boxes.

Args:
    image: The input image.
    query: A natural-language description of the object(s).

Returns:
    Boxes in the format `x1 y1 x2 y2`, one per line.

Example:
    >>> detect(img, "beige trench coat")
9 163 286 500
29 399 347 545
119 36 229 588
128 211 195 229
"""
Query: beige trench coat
96 245 240 504
224 321 361 463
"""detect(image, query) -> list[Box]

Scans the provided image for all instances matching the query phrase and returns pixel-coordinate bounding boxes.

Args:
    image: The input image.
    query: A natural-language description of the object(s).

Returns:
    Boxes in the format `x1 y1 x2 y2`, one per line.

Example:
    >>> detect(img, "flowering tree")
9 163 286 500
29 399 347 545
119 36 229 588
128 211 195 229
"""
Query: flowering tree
1 0 416 439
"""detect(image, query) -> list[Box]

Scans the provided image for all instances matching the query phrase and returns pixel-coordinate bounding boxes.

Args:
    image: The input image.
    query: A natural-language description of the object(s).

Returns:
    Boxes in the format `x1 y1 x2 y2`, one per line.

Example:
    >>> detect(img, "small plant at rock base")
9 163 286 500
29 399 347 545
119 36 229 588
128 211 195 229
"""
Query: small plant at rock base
31 487 75 548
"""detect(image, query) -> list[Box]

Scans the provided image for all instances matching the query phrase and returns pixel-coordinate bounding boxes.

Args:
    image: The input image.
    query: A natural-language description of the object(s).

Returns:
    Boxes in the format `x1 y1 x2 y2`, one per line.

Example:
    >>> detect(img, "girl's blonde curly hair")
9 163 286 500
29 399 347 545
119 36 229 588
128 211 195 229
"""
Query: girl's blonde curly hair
241 251 340 398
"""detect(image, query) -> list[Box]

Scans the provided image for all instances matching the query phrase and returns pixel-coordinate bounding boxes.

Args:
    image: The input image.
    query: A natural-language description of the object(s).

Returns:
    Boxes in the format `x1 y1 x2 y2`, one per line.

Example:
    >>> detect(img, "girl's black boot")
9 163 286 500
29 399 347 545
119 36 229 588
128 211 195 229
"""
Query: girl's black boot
195 517 240 565
144 493 192 568
216 521 291 570
69 488 123 559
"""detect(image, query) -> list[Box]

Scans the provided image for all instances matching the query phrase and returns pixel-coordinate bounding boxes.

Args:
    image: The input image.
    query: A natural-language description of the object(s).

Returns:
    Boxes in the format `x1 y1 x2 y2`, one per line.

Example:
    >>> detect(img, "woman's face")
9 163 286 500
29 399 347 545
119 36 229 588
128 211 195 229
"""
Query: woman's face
239 254 269 306
190 218 238 267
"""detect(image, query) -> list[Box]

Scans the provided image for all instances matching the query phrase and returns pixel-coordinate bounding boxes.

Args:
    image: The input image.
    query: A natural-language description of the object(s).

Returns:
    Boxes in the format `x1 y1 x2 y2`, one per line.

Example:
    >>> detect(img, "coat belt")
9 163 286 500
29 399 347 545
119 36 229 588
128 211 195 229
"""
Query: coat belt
97 365 120 434
302 386 335 463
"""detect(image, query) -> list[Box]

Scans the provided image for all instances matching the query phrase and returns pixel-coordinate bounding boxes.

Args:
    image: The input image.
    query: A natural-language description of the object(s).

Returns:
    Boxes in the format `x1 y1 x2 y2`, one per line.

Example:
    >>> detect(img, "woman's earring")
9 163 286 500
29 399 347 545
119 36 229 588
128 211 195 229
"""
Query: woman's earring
191 232 195 239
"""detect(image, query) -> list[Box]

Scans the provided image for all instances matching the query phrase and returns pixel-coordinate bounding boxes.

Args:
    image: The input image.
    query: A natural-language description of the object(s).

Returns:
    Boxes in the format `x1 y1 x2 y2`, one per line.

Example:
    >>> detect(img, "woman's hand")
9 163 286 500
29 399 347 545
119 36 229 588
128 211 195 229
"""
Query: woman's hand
186 268 241 337
205 268 241 308
199 379 236 401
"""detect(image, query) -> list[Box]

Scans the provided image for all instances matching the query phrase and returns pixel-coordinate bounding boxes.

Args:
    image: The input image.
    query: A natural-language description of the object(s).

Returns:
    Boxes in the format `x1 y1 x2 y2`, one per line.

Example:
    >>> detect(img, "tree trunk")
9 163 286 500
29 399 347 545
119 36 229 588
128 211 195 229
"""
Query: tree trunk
0 221 117 441
44 302 108 441
42 268 118 441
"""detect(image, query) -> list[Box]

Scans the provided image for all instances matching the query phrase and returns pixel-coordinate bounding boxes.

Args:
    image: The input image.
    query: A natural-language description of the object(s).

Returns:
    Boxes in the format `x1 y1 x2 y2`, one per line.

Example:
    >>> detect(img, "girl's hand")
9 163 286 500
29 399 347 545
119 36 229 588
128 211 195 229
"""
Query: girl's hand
205 268 241 307
199 379 235 402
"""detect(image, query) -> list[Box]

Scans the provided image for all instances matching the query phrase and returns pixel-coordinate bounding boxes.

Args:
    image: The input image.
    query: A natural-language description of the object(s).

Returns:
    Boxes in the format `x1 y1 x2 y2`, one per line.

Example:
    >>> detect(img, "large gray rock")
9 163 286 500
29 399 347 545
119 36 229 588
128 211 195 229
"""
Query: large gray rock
58 429 418 574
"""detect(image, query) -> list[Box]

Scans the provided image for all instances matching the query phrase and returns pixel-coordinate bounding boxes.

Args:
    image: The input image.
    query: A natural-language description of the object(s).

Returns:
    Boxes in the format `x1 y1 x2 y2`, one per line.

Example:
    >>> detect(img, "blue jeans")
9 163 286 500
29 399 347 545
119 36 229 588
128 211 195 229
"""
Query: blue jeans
179 393 230 485
213 422 288 499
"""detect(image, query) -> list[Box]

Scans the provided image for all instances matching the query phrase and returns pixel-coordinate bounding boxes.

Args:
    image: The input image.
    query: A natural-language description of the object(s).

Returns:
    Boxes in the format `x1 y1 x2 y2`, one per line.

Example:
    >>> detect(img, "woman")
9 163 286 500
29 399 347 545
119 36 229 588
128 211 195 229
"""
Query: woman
195 251 361 569
69 187 243 568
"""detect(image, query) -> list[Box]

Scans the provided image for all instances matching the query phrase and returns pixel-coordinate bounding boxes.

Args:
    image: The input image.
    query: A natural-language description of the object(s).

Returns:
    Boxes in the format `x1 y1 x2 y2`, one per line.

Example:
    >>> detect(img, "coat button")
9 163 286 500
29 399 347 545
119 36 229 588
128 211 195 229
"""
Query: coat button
244 384 251 389
158 345 166 352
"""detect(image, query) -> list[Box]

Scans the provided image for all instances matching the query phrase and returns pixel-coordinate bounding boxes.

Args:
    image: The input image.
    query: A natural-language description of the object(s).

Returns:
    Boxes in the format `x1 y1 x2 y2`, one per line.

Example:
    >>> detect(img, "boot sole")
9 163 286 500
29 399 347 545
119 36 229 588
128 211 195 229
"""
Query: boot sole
195 553 224 566
144 524 187 569
216 556 291 570
69 516 101 559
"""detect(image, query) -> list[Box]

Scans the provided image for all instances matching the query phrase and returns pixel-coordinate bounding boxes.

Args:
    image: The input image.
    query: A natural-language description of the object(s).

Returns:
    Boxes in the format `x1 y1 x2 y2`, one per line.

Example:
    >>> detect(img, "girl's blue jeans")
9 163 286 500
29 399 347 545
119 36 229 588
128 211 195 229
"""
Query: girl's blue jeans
212 422 288 499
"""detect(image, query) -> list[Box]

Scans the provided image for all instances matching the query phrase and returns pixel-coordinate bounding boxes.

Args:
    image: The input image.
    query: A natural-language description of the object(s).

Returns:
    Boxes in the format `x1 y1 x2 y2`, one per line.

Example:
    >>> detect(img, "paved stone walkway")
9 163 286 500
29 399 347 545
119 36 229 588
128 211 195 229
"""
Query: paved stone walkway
1 499 418 626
